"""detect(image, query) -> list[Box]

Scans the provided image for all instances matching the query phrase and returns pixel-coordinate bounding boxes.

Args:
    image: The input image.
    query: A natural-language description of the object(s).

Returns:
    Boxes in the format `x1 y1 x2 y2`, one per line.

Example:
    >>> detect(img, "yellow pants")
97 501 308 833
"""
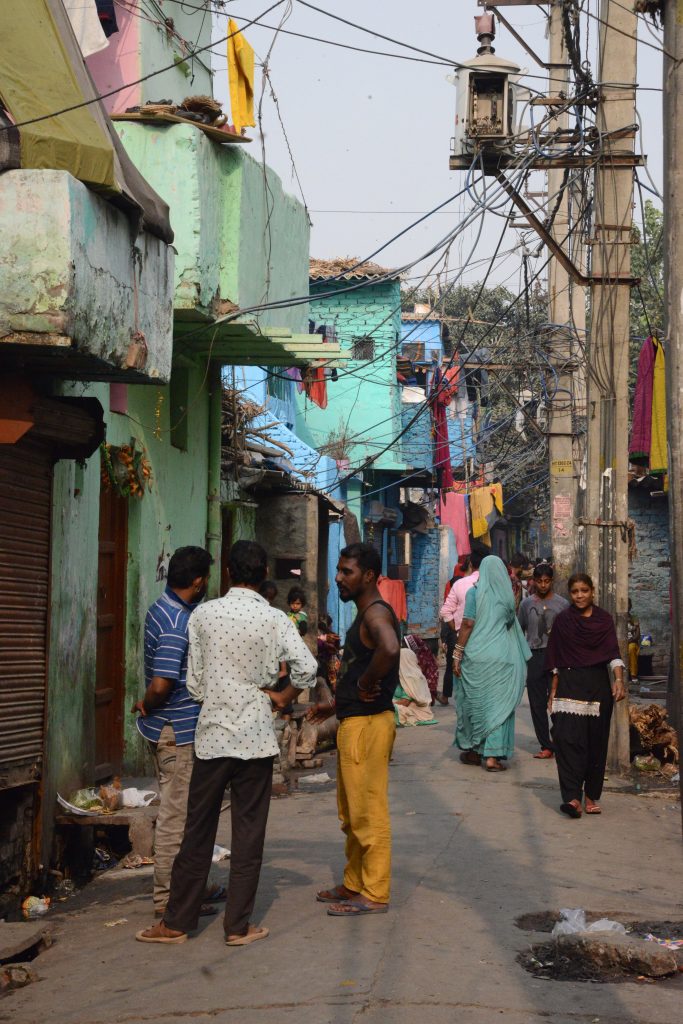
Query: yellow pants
336 710 396 904
628 642 639 679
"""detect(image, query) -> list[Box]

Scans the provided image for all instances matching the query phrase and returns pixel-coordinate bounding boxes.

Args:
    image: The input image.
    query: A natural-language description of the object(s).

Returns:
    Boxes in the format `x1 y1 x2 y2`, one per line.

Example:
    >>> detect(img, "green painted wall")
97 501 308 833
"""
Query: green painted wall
42 124 310 864
106 373 210 771
295 278 406 472
113 124 310 334
139 10 213 107
42 454 100 859
46 369 210 798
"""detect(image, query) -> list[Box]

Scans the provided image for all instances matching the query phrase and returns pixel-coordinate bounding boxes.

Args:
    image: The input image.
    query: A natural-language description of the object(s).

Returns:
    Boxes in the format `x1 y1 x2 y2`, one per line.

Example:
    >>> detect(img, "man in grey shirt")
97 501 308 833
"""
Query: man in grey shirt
517 563 568 759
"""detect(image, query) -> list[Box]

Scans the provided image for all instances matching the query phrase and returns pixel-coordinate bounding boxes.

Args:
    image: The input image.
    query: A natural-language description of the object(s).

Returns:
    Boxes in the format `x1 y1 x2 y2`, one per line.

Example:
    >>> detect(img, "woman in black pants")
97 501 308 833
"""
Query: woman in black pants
545 573 626 818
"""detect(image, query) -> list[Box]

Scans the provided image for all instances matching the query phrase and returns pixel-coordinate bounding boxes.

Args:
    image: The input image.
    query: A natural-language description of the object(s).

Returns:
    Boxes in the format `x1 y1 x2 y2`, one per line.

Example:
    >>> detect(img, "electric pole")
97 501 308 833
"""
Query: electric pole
547 0 585 588
661 0 683 827
583 0 637 769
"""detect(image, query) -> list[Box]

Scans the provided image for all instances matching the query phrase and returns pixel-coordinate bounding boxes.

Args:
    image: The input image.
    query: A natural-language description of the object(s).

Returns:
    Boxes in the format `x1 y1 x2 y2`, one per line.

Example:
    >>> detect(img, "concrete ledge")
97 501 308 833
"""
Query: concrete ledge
0 170 174 382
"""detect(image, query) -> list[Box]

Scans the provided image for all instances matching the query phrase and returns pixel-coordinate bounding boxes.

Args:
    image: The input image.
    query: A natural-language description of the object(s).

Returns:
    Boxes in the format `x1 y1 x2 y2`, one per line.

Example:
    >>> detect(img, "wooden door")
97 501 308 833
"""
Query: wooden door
95 484 127 780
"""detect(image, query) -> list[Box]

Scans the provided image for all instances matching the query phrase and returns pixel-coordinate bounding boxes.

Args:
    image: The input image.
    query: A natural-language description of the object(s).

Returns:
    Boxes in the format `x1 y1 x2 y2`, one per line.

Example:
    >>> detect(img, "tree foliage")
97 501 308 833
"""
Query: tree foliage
629 199 664 380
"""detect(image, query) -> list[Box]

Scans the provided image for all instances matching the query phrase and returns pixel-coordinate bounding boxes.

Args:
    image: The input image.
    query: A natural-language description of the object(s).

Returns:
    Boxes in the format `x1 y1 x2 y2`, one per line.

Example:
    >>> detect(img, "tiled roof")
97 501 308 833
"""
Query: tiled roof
309 257 400 282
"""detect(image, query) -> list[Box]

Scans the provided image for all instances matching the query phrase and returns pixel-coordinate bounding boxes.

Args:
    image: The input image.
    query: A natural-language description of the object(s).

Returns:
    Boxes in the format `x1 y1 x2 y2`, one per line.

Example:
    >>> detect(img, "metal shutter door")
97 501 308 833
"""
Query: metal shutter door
0 437 51 789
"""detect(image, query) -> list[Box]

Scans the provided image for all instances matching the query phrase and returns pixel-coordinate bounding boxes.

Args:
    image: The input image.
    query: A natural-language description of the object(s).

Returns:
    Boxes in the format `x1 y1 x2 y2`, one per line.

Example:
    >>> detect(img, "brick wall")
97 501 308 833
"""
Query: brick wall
303 278 405 471
0 786 36 892
400 401 433 470
628 489 671 674
405 527 443 639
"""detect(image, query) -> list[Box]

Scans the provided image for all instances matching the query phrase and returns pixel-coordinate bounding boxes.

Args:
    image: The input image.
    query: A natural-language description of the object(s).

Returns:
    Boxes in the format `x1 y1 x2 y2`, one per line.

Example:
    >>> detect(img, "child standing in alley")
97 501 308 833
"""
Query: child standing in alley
287 586 309 637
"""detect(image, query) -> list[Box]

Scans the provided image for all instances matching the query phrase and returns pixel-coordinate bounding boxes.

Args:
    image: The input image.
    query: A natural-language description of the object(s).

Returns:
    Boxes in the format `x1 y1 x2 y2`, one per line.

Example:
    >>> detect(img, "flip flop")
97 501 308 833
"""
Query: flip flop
225 926 269 946
584 803 602 815
560 802 582 819
534 749 554 759
316 884 360 904
136 924 187 944
326 900 389 916
485 761 506 772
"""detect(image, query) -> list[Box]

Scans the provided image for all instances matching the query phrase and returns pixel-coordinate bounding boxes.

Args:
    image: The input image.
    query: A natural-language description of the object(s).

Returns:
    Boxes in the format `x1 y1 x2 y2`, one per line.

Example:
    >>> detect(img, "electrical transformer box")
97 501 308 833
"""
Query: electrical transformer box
450 13 524 173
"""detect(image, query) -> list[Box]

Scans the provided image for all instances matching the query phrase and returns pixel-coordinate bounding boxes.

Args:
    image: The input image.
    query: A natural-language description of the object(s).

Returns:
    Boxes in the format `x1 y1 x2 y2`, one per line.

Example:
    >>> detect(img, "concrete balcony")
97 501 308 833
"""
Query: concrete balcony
0 170 174 382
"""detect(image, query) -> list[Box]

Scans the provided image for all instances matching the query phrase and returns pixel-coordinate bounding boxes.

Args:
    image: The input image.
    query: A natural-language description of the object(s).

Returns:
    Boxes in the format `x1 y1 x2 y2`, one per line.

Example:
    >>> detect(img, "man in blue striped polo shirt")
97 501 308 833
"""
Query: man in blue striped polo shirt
132 546 213 916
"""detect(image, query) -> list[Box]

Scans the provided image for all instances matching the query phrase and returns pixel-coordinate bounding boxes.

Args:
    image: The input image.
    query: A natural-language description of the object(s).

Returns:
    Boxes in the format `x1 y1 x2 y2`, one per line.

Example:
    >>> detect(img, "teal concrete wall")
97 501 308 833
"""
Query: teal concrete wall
42 455 100 859
295 279 406 472
0 171 174 381
113 124 310 334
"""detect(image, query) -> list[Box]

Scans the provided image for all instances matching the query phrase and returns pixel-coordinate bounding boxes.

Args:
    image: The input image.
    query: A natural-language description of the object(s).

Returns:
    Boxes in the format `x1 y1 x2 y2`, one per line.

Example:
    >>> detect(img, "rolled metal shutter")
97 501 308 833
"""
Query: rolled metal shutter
0 437 51 789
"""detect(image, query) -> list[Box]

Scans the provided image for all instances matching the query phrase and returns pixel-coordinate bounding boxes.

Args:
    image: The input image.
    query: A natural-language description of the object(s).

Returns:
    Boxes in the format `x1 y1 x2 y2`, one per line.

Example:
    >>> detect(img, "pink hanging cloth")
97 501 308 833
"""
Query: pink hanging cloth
629 337 655 461
430 367 454 487
438 491 471 558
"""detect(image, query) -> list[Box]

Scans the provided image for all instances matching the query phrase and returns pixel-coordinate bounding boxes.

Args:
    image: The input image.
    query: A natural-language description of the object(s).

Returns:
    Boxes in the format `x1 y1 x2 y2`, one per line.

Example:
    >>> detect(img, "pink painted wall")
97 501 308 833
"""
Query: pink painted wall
87 7 141 114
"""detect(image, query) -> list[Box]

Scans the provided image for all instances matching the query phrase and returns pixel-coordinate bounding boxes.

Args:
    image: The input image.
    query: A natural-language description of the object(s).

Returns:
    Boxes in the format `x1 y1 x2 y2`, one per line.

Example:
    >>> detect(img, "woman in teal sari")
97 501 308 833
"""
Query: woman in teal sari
453 555 531 771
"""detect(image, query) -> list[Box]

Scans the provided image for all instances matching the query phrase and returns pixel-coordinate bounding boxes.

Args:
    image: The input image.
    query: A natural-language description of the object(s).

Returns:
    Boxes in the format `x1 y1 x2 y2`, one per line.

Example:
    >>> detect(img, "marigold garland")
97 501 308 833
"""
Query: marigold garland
100 442 152 498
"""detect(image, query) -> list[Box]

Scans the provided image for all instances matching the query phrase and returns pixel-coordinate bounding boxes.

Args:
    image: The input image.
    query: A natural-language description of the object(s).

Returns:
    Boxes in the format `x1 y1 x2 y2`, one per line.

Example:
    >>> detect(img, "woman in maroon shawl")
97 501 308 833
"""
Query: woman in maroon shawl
545 573 626 818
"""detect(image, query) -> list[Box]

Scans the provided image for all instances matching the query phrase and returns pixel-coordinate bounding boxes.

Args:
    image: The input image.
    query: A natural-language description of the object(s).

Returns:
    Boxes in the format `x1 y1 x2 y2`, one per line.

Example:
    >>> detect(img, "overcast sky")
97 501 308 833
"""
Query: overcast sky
210 2 663 291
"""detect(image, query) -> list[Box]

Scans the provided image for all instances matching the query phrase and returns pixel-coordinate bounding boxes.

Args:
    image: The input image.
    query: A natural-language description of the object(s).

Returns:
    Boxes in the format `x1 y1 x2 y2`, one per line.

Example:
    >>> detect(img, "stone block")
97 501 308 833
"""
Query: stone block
555 931 678 978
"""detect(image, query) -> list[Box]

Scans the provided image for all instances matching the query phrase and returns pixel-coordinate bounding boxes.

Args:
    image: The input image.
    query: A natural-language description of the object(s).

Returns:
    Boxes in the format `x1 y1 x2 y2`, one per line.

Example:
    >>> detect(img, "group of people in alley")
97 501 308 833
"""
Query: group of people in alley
133 538 626 948
439 551 625 815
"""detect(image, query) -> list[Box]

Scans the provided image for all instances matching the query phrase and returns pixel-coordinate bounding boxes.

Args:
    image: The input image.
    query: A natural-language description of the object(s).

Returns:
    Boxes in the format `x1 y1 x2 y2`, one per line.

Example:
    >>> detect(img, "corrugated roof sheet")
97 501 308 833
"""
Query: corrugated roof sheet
309 257 400 282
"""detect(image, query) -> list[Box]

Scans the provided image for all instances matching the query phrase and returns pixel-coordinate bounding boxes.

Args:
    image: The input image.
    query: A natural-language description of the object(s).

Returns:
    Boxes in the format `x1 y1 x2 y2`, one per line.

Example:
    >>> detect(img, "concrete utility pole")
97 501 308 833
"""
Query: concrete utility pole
546 0 585 588
662 0 683 827
583 0 637 769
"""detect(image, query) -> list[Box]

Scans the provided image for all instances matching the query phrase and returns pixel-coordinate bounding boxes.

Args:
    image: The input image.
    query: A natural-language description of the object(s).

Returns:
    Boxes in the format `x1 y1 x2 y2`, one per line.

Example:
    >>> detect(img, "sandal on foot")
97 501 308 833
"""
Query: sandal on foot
327 899 389 917
136 923 187 944
534 749 554 759
560 802 582 819
316 884 359 904
459 751 482 766
584 802 602 815
225 925 269 946
485 760 506 772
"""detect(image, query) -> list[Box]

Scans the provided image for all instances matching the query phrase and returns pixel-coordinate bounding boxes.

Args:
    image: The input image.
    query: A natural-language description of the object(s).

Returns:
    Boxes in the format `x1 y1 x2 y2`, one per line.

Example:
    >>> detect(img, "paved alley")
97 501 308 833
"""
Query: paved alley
3 703 681 1024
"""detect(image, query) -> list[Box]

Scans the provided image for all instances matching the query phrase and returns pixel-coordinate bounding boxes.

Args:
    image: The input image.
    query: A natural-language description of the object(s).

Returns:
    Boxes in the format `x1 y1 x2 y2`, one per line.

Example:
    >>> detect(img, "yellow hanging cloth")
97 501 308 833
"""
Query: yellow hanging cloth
650 338 667 475
227 19 255 133
469 486 494 545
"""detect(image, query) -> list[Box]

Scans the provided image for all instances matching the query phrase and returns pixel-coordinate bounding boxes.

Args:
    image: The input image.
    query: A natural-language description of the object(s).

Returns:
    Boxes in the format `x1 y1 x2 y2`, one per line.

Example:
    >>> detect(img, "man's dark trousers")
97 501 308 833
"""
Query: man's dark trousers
164 754 274 936
526 649 554 751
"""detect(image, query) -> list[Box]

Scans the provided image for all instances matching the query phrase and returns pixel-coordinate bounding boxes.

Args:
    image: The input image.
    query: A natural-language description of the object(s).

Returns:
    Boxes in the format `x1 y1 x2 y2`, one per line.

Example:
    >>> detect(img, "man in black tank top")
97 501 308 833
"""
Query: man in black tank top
307 543 400 916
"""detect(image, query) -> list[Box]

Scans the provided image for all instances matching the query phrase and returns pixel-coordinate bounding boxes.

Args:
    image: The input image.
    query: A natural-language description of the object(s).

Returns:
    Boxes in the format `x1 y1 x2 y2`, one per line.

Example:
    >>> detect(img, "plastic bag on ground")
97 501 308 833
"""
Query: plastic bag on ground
121 788 157 808
552 909 587 936
552 908 627 937
212 844 231 862
587 918 627 934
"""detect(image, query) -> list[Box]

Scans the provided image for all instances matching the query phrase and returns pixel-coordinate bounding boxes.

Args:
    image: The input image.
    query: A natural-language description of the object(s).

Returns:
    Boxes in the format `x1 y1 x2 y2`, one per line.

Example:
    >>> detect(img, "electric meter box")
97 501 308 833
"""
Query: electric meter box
450 50 523 173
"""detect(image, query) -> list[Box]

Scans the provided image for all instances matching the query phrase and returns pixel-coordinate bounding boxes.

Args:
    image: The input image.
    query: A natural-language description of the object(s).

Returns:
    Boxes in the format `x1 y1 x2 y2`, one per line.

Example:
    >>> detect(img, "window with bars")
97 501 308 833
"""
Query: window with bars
352 335 375 360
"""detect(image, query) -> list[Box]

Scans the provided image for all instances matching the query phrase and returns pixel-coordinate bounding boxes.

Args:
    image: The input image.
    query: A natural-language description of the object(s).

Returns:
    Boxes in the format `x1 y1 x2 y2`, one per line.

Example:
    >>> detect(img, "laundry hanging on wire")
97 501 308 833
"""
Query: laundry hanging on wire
227 18 255 134
629 336 668 480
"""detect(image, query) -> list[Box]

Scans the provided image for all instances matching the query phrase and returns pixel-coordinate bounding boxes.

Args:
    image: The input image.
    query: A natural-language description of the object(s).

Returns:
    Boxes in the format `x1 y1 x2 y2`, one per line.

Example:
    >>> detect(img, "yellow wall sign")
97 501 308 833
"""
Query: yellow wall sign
551 459 573 477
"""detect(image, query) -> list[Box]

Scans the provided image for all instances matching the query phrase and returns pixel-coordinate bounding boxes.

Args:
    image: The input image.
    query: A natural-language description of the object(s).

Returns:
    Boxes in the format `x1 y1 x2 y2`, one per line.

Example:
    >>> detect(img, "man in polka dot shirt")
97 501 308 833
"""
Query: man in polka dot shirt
137 541 317 947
